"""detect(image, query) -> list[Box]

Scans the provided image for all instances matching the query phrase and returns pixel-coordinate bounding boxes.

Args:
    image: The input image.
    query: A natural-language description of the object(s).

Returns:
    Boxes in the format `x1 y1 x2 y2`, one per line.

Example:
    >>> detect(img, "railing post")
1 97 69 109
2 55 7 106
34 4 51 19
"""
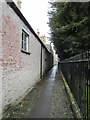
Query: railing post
87 50 90 119
60 51 90 119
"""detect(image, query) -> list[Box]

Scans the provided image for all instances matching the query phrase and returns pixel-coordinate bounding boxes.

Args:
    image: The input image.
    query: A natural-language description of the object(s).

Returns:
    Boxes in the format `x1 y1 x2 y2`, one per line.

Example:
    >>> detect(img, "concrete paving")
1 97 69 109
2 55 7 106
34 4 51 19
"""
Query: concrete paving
30 66 57 118
4 66 74 118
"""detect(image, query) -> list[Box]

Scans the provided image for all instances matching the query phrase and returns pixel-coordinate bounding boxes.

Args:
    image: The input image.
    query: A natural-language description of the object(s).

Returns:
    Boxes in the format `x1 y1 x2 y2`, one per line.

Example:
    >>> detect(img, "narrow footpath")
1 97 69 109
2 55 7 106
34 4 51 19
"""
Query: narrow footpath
4 66 74 118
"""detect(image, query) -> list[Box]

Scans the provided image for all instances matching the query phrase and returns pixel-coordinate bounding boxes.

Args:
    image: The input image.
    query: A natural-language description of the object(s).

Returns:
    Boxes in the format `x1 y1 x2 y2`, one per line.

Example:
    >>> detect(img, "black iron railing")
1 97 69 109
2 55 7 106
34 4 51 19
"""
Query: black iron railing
60 51 90 119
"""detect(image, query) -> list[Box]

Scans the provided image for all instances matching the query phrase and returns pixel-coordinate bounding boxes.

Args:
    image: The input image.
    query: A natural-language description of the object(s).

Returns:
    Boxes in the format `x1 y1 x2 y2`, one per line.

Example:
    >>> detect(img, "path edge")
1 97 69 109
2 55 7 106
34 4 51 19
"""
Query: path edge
2 67 53 118
60 71 82 119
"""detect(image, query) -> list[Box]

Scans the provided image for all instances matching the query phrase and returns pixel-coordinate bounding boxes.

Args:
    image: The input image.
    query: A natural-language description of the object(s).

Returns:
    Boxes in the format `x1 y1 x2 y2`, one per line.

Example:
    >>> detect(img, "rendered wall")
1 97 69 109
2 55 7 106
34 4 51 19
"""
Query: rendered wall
0 1 2 119
2 2 41 112
1 2 53 115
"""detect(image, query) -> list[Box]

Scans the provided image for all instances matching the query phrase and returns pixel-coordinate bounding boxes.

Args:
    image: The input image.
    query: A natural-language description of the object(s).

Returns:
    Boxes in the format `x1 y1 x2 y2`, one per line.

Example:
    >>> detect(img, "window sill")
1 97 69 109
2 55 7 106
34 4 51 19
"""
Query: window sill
21 49 31 55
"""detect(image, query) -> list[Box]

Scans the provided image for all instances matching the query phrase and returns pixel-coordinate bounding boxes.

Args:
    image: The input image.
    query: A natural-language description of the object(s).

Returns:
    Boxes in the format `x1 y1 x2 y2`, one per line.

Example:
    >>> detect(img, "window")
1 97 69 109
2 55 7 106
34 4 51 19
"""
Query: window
22 30 29 52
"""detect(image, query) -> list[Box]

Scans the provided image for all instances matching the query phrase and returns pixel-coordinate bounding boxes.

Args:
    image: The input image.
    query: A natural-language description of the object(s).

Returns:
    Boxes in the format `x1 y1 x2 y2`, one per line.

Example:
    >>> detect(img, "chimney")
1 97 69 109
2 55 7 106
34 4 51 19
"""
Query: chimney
37 29 40 38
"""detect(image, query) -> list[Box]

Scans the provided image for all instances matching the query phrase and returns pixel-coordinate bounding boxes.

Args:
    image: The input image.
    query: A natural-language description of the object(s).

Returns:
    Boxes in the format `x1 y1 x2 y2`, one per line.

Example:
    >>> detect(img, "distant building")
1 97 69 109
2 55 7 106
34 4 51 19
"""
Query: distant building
40 35 46 45
46 44 53 54
13 0 21 10
54 54 59 65
37 29 46 45
46 44 51 51
37 29 40 37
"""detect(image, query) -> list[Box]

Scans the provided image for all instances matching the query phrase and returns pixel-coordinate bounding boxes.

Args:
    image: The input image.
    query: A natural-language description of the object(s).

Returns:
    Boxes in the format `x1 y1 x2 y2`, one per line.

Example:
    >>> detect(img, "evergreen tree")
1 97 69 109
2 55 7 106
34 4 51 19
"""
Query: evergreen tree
48 2 90 60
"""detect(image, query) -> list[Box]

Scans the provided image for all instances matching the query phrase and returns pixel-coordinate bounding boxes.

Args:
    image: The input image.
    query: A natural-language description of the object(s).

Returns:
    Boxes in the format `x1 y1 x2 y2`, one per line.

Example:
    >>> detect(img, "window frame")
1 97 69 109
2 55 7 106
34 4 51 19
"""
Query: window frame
21 29 30 55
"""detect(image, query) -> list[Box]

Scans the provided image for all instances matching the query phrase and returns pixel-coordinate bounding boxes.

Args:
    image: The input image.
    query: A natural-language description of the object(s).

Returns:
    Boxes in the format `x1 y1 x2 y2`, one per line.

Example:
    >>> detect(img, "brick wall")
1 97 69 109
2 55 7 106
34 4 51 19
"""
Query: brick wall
0 1 2 119
1 1 53 116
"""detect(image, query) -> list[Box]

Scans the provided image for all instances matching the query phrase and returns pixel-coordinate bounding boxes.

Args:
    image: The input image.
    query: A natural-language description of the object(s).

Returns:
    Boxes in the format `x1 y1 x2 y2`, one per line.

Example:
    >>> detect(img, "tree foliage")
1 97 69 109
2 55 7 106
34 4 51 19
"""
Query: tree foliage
48 2 90 60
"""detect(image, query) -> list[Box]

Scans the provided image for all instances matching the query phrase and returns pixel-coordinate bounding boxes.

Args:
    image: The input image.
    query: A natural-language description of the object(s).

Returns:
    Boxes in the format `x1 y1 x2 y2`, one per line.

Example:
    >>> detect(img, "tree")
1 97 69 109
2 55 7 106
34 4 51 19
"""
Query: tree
48 1 90 60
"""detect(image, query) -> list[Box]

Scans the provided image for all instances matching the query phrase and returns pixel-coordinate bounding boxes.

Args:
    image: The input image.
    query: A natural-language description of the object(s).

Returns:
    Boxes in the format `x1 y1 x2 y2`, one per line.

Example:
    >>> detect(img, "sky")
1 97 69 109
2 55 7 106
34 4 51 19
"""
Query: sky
21 0 50 43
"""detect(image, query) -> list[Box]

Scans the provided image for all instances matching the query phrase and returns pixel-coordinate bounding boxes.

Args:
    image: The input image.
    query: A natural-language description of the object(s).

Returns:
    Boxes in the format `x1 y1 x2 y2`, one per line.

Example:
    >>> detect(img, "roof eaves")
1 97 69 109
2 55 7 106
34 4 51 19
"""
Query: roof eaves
6 1 50 53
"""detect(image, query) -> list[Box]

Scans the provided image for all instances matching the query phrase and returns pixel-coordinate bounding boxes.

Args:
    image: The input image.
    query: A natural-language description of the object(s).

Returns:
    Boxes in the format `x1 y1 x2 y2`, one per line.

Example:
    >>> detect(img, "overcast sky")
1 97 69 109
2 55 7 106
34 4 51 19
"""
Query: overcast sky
21 0 50 43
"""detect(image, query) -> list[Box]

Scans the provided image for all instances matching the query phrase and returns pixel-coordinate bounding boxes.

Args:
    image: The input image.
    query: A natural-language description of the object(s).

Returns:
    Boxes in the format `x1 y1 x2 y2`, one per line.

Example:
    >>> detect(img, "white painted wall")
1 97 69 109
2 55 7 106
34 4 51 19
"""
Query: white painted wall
2 2 53 115
0 1 2 119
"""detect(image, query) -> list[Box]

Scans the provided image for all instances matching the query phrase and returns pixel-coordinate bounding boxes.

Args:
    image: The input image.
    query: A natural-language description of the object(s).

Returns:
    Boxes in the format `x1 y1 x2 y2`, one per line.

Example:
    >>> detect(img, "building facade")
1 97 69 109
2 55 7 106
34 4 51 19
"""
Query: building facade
13 0 21 10
0 1 53 118
37 29 46 45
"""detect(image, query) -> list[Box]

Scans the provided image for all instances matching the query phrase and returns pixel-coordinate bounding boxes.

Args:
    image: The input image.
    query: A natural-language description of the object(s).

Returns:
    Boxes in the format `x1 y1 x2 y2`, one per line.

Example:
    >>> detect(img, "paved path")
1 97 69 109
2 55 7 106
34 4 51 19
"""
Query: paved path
30 66 57 118
4 66 74 118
